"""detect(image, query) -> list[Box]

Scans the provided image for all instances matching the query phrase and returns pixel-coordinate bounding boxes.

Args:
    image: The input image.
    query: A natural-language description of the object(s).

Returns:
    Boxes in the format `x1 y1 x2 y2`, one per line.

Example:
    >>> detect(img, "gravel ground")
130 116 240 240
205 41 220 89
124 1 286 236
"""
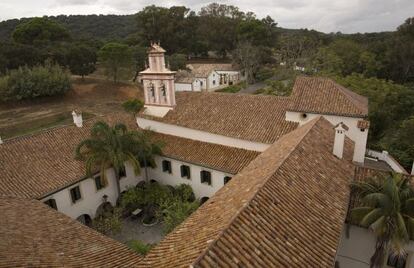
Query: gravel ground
110 216 165 245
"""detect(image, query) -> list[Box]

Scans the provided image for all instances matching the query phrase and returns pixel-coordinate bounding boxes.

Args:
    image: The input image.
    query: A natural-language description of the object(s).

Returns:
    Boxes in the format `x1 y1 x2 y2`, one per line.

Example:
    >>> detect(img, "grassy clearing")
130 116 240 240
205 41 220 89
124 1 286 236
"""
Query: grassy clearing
1 111 94 139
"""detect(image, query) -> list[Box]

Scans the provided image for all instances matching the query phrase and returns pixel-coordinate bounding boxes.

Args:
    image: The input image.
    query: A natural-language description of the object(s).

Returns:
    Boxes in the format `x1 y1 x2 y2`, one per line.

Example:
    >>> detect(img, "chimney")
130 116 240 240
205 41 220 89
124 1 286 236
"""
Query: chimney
72 111 83 128
333 122 348 159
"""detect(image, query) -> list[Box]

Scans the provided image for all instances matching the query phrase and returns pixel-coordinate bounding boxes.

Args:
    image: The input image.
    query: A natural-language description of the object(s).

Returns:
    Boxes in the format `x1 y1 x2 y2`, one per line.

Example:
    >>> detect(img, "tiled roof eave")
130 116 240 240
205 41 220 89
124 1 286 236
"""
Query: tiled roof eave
288 109 368 118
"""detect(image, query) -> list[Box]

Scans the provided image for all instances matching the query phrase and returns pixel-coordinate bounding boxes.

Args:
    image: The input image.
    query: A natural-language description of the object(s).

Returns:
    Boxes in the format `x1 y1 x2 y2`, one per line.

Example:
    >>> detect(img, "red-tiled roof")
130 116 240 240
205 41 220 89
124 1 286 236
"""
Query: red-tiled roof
0 196 143 267
289 76 368 117
0 113 258 199
142 117 355 267
152 132 260 174
140 92 299 144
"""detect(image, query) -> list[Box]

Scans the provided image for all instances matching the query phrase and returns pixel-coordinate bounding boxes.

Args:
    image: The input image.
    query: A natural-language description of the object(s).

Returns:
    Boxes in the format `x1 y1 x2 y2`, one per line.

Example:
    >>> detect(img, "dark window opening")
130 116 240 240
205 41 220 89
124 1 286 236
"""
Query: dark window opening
224 176 232 185
162 160 172 174
119 167 126 178
44 199 57 210
200 196 209 204
301 113 307 119
200 170 212 185
180 165 191 179
70 186 82 203
95 176 106 190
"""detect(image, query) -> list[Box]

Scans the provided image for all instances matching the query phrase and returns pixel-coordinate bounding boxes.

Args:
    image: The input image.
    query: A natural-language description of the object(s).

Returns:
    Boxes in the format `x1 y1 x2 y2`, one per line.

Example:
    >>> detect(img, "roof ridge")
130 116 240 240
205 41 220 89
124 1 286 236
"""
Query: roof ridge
191 116 324 267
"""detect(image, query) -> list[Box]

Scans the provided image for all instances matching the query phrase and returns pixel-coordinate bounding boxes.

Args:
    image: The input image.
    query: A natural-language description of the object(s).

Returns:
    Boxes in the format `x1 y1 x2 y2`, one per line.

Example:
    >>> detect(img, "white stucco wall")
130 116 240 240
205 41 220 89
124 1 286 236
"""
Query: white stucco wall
175 83 192 92
286 111 368 163
143 105 173 117
148 155 233 198
137 117 269 152
207 71 218 91
337 224 414 268
40 162 142 220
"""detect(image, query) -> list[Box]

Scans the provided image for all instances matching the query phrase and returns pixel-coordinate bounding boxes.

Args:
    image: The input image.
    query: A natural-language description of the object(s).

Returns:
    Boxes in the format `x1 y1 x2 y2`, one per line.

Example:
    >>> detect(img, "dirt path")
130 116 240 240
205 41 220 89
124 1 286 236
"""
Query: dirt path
0 77 143 137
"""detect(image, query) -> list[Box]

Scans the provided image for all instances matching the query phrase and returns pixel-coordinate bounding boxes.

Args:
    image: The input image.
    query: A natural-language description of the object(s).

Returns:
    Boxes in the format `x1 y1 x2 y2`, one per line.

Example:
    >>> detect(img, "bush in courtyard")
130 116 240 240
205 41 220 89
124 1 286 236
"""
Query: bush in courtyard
120 183 199 233
122 98 144 117
161 199 199 234
0 62 71 102
92 207 122 235
175 184 196 202
126 240 153 255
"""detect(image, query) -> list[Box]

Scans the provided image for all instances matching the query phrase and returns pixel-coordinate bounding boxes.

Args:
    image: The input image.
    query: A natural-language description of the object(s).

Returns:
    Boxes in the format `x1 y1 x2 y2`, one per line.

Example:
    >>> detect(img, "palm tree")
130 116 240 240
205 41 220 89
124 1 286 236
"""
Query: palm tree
136 129 163 183
75 121 141 196
351 173 414 268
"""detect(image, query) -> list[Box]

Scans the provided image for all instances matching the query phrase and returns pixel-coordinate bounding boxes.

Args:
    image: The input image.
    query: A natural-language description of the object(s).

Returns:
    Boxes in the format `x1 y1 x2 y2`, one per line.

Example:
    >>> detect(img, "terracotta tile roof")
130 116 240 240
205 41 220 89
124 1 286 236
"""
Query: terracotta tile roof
0 196 143 267
187 63 236 78
141 117 355 267
0 112 258 199
289 76 368 117
140 92 299 144
151 132 260 174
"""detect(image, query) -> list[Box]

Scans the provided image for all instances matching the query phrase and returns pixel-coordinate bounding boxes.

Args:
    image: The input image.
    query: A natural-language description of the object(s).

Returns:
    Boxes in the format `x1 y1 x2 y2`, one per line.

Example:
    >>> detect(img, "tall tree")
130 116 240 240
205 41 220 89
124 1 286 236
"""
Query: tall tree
351 173 414 267
232 41 262 84
67 44 97 78
136 130 163 183
12 17 70 45
75 122 141 196
98 42 133 82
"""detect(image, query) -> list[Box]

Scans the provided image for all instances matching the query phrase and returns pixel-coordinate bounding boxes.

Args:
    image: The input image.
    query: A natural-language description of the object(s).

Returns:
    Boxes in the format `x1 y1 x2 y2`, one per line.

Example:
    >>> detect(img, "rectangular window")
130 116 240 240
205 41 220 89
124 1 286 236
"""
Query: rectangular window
70 186 82 203
200 170 212 185
162 160 172 174
44 199 57 210
224 176 232 185
180 165 191 179
94 176 106 190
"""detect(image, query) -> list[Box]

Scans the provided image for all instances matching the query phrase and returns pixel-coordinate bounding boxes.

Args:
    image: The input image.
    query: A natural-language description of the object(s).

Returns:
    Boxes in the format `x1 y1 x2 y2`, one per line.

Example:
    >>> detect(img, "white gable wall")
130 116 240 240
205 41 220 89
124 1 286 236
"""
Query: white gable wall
40 161 142 220
175 83 193 92
137 117 269 152
286 111 368 163
148 155 233 199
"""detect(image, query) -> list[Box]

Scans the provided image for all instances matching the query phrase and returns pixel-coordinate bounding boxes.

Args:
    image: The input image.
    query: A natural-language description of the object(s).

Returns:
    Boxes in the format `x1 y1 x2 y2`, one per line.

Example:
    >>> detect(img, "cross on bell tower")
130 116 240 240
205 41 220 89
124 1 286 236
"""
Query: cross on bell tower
139 42 176 117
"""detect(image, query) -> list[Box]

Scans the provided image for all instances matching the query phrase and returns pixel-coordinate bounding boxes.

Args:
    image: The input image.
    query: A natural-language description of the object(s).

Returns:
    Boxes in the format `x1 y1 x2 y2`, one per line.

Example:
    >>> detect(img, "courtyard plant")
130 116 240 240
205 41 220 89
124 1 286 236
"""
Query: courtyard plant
350 173 414 268
75 122 142 196
121 183 199 233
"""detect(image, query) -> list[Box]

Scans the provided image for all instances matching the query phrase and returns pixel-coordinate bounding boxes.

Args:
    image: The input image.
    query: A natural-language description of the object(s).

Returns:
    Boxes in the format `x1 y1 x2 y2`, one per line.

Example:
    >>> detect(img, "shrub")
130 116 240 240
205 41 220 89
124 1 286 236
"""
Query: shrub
0 62 71 102
216 81 246 93
256 67 274 81
175 184 195 202
122 99 144 116
162 200 199 234
92 207 122 235
126 240 153 255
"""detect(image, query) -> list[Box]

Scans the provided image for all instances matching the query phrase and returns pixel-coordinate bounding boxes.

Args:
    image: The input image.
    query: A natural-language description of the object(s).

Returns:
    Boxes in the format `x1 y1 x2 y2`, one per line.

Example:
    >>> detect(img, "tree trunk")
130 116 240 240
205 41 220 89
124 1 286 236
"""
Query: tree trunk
114 171 121 198
143 156 149 183
370 237 389 268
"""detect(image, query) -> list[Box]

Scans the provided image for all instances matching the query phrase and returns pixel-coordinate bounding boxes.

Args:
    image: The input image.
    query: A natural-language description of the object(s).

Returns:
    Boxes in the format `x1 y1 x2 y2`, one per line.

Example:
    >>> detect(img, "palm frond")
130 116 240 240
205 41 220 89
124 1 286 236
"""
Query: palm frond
361 208 384 227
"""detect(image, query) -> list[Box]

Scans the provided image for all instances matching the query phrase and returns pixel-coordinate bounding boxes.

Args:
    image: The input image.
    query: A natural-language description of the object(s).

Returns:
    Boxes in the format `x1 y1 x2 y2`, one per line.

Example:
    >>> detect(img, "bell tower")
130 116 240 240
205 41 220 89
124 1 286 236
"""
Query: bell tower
139 42 176 117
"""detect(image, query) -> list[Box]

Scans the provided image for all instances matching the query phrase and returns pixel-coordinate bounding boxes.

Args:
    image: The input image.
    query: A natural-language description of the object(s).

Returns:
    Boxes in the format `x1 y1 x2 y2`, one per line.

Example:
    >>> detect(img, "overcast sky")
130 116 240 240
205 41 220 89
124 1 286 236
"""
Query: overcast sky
0 0 412 33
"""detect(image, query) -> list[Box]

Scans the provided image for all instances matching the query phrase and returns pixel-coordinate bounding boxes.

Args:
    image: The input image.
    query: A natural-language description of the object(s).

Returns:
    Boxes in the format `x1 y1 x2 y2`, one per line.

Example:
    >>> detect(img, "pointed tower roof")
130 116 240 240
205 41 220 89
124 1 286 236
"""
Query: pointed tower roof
148 42 166 53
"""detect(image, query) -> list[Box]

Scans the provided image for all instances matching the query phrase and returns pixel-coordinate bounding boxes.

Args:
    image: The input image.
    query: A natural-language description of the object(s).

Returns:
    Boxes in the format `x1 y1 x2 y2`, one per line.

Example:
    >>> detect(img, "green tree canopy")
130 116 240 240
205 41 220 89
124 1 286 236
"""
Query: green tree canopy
67 44 97 78
75 122 142 196
351 173 414 267
98 42 133 82
12 17 70 45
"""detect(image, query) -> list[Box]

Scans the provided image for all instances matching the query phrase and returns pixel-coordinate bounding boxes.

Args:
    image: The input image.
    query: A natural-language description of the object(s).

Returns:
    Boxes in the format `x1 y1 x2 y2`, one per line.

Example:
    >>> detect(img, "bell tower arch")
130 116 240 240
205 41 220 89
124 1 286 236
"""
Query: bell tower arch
139 42 176 117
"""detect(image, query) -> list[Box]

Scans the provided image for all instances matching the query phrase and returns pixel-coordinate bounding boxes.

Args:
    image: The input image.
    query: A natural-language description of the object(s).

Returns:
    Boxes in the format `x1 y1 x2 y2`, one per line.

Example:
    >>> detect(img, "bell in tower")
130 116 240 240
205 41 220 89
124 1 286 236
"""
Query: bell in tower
139 42 176 117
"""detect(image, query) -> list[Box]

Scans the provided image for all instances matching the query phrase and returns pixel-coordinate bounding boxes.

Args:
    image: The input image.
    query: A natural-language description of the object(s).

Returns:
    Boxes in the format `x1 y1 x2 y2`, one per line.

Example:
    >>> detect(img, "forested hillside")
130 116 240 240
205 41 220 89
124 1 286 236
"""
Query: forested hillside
0 15 137 41
0 3 413 170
